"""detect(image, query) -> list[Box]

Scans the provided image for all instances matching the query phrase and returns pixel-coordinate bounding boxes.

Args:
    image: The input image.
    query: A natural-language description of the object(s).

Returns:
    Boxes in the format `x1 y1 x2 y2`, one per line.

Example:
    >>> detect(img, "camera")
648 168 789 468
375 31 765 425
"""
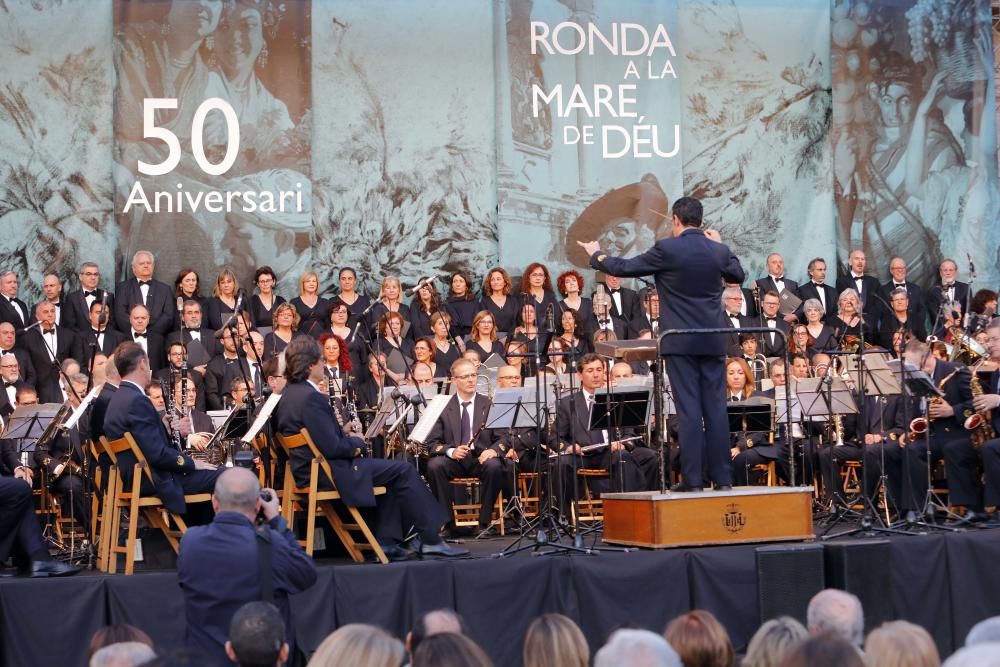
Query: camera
259 489 273 503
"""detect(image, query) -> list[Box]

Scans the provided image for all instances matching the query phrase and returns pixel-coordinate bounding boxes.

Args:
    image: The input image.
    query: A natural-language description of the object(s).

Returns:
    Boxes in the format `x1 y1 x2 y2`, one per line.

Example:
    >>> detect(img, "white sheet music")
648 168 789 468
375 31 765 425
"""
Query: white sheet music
242 393 283 444
408 394 452 445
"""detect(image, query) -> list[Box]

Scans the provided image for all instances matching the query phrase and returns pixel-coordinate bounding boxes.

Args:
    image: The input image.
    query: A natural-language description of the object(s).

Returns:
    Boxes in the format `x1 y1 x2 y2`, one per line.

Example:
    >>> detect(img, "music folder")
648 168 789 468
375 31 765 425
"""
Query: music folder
778 289 802 315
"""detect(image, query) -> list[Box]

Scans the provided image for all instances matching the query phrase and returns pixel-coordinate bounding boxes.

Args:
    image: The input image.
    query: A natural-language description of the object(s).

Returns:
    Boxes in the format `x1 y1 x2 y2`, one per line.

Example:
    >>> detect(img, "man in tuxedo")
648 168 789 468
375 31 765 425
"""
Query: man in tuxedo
581 196 746 492
0 271 33 330
926 258 971 325
0 322 35 388
76 299 125 371
166 299 220 369
836 249 881 317
21 302 77 404
31 274 65 327
205 328 243 411
796 257 838 321
549 354 658 512
628 288 660 338
722 286 749 357
755 253 799 300
41 372 92 538
599 274 643 333
128 305 165 372
62 261 115 334
0 353 24 419
724 281 758 318
424 359 513 532
90 352 120 445
113 250 175 335
154 342 207 412
272 336 467 558
101 342 220 516
879 256 927 329
591 291 630 341
757 291 791 358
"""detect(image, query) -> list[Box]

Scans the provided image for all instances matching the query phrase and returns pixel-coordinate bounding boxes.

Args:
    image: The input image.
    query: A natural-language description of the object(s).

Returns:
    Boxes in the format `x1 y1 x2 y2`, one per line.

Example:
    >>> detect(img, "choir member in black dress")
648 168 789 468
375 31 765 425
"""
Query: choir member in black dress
480 268 519 335
250 266 285 330
429 312 461 374
519 262 560 330
263 303 299 359
368 276 411 338
337 267 371 329
444 271 480 339
204 267 253 331
289 271 329 338
373 311 414 380
174 267 205 309
558 308 592 355
409 277 442 340
327 298 367 381
510 302 541 376
464 310 506 363
556 269 596 333
802 298 837 350
412 336 441 378
829 288 870 349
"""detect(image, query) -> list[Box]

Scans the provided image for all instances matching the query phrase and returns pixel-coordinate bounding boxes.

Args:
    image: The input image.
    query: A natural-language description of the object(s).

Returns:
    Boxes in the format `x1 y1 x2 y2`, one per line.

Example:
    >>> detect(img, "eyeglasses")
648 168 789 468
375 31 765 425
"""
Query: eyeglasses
81 272 99 277
453 373 477 380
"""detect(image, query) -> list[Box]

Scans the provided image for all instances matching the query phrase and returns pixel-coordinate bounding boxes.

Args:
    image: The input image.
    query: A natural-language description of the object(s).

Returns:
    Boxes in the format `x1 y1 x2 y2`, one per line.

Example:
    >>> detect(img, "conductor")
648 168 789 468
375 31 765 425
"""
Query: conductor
578 196 746 491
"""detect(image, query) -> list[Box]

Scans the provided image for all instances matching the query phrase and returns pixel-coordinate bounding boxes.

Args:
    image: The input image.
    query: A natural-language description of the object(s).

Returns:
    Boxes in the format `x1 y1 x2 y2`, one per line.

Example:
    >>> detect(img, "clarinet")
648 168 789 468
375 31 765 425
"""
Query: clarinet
326 367 365 452
162 378 183 450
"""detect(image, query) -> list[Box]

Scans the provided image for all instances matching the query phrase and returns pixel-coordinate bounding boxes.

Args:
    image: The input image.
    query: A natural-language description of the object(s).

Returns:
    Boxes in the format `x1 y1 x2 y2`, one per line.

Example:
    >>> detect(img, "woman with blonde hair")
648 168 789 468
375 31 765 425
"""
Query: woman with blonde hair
864 620 940 667
264 302 299 358
307 624 404 667
205 267 253 331
523 614 588 667
742 616 807 667
466 310 505 362
290 270 330 338
369 275 411 336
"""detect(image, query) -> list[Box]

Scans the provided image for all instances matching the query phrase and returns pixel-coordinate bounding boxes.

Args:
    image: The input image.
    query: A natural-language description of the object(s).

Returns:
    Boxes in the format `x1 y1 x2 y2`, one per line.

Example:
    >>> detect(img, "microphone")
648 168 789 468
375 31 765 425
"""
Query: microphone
214 314 237 339
19 321 43 334
233 288 245 316
967 252 976 277
98 291 110 329
545 304 555 333
407 276 434 296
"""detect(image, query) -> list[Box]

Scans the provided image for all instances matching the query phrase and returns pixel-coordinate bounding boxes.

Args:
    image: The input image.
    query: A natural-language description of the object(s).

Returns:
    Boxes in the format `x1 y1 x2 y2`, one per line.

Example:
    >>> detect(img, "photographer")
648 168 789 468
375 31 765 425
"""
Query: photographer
177 468 317 666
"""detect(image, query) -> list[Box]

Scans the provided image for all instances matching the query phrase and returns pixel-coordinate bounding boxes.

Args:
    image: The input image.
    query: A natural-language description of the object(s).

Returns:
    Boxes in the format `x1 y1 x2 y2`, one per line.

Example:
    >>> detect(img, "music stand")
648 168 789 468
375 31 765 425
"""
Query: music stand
727 398 774 434
2 404 64 458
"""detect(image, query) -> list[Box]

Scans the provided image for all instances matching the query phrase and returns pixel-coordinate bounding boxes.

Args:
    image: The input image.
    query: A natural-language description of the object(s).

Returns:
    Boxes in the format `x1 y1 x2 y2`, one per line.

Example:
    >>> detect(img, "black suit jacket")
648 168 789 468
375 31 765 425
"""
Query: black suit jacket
153 367 207 413
0 378 24 418
114 278 176 336
757 318 791 358
166 328 221 361
0 347 36 388
21 326 78 403
90 382 117 444
878 281 927 328
102 381 197 514
795 282 838 320
130 331 166 373
0 295 33 330
599 286 644 328
755 276 799 297
76 328 126 370
272 381 374 506
835 274 882 315
926 281 970 323
62 289 115 334
425 393 493 457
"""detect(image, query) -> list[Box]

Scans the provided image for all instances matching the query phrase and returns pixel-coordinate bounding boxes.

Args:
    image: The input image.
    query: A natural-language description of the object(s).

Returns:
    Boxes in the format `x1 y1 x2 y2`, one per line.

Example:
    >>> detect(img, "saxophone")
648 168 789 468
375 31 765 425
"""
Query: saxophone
966 361 996 448
832 414 845 447
909 368 961 440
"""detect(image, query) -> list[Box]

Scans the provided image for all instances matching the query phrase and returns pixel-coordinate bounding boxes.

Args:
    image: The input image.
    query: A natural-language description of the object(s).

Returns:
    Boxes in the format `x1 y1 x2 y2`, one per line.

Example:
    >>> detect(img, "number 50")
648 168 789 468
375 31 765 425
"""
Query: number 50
137 98 240 177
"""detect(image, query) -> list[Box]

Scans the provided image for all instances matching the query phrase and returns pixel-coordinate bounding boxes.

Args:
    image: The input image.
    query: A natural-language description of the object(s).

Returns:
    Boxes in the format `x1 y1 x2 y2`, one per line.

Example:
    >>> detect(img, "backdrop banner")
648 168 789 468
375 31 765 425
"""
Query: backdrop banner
0 0 995 302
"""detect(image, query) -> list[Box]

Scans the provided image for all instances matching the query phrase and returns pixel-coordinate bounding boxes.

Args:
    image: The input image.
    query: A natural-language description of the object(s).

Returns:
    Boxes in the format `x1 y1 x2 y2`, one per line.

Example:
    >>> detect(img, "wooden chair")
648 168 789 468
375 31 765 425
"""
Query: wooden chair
274 429 388 564
33 469 63 543
448 477 504 535
516 472 541 518
751 461 778 486
100 433 212 575
573 468 608 523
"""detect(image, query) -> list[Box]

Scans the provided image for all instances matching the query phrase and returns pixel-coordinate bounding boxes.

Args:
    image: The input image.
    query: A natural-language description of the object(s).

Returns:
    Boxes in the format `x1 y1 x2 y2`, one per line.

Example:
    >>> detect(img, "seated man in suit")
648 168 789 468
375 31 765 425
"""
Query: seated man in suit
551 353 657 515
101 342 221 518
154 342 207 411
424 358 514 534
40 372 93 538
272 336 467 559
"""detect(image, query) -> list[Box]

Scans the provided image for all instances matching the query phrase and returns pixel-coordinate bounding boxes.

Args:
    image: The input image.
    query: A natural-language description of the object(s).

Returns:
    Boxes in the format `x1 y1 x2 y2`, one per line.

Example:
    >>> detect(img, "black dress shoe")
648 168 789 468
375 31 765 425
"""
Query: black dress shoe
30 560 80 578
420 540 470 558
716 485 733 492
670 483 703 493
378 544 416 562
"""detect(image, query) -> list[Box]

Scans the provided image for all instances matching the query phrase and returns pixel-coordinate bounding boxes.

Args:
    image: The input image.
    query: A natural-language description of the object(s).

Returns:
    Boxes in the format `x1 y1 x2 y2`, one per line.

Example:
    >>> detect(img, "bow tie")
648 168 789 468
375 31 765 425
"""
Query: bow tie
853 275 864 281
133 332 146 339
608 288 620 294
766 318 777 323
813 282 824 288
772 276 784 282
3 381 15 388
727 313 740 319
894 282 905 288
137 280 150 288
943 282 955 289
84 290 96 297
42 327 55 335
92 329 103 334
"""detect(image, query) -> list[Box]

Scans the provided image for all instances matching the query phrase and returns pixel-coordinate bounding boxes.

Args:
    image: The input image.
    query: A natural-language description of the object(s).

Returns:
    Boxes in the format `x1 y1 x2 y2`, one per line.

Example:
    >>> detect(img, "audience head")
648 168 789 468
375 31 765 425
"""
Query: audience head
309 624 404 667
742 616 807 667
408 608 466 657
864 620 939 667
806 589 864 647
942 642 1000 667
411 632 492 667
965 616 1000 646
778 633 864 667
89 642 156 667
87 624 153 662
226 601 288 667
663 609 734 667
523 614 588 667
595 628 681 667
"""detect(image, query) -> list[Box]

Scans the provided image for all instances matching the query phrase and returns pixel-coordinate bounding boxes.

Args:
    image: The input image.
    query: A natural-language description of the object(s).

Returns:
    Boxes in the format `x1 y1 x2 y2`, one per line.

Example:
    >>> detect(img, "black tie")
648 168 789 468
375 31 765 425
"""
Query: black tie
84 290 96 297
42 328 54 335
134 332 146 339
3 381 15 388
460 401 471 445
137 280 149 288
608 288 620 294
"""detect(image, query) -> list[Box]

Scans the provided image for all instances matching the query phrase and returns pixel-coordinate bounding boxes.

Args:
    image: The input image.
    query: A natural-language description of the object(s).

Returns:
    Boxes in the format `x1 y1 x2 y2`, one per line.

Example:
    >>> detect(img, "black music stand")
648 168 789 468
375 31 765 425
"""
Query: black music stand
2 404 64 458
728 399 774 488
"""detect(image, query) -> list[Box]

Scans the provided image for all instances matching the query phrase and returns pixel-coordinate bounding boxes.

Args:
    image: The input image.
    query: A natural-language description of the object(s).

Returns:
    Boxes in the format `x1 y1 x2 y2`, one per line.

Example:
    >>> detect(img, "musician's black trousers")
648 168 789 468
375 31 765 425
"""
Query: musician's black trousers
425 455 514 528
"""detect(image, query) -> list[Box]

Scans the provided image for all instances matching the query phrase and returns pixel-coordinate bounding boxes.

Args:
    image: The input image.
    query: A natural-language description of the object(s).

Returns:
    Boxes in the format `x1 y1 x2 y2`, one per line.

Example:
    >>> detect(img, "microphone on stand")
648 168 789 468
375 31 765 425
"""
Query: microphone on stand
19 321 43 334
407 276 437 296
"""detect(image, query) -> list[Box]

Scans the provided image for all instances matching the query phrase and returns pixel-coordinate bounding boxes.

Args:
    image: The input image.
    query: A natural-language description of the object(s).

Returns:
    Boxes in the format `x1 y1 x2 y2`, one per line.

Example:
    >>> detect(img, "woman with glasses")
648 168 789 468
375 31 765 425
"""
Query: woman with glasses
250 266 285 330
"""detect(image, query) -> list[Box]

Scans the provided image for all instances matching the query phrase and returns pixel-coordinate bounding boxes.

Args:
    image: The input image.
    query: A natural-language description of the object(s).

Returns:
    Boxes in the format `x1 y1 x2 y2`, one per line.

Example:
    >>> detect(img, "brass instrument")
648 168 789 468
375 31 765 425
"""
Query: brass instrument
947 326 986 365
908 368 960 441
42 402 78 482
966 361 996 448
832 414 845 447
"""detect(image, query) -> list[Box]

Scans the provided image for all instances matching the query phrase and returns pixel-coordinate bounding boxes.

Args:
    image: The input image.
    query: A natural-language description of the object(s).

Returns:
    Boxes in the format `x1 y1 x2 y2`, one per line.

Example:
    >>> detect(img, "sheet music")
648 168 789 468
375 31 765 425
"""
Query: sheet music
408 394 453 444
63 386 101 430
241 394 282 444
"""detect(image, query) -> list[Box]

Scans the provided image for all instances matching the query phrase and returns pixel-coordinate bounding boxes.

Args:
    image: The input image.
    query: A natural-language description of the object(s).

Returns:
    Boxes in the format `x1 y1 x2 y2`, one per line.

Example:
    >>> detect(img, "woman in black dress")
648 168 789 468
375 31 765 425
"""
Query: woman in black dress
510 301 541 376
558 308 592 355
480 267 519 335
250 265 285 331
373 311 414 375
328 297 368 380
465 310 505 362
444 271 480 339
204 267 253 331
518 262 560 330
802 299 836 351
368 276 411 338
174 267 204 305
337 267 371 329
556 269 596 333
290 270 330 338
409 277 442 340
430 311 462 374
829 288 869 350
263 302 298 358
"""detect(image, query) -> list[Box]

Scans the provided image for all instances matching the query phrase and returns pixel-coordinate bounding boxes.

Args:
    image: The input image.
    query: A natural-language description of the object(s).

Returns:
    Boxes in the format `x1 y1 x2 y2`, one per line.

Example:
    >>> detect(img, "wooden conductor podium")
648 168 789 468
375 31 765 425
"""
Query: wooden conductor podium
602 487 814 549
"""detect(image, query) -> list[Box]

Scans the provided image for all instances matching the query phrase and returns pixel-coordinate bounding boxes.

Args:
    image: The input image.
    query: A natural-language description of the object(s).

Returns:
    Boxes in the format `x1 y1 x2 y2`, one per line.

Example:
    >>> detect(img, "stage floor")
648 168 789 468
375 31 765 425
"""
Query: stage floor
3 523 1000 667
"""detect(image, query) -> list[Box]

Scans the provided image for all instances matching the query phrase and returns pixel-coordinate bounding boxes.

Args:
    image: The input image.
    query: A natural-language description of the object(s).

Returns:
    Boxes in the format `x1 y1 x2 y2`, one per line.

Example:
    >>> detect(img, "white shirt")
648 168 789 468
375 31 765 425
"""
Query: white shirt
813 283 826 311
770 274 785 294
131 329 148 353
4 383 16 407
139 281 150 305
6 296 25 324
189 330 202 342
447 393 477 459
852 273 865 295
41 326 58 361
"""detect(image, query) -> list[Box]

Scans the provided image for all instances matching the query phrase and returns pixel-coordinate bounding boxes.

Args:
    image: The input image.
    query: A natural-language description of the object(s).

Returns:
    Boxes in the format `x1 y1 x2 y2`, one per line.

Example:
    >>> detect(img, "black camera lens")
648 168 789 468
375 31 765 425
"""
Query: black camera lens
259 490 273 502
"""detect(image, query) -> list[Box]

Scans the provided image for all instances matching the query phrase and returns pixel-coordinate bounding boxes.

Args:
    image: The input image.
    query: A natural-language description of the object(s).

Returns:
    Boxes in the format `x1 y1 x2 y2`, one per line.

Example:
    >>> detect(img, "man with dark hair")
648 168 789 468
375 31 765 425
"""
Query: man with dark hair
272 336 467 558
796 257 837 320
63 261 115 334
154 341 207 412
406 608 467 661
77 299 126 370
226 602 288 667
102 342 220 516
579 195 746 492
179 468 313 666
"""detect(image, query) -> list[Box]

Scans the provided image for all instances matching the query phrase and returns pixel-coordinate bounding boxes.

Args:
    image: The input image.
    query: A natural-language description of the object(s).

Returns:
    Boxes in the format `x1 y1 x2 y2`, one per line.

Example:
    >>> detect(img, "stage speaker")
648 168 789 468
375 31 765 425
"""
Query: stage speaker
756 543 825 626
824 539 893 632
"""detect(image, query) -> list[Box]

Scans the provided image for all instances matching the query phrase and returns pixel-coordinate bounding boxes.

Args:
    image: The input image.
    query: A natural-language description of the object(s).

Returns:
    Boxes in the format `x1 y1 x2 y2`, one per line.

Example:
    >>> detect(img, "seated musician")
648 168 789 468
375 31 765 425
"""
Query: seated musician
727 357 779 486
975 320 1000 524
551 353 657 516
272 336 466 558
102 342 221 518
40 372 92 539
424 359 513 535
738 334 766 392
494 365 544 475
154 341 207 411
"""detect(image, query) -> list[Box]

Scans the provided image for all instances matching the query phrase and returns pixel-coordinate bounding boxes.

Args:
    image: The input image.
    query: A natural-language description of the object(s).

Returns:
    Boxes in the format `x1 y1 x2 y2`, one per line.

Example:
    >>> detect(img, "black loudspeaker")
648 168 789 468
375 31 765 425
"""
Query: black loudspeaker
756 543 826 626
824 539 893 632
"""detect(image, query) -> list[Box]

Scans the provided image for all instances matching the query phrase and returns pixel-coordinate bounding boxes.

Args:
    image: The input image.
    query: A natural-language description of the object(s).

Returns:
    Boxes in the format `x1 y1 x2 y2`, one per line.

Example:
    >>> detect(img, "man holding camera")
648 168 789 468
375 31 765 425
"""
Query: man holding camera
177 467 317 666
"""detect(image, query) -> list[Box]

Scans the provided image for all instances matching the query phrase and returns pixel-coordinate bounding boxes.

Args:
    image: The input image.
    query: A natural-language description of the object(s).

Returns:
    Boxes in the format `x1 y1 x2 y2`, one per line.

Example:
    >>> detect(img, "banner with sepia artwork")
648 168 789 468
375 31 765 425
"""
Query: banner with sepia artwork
0 0 995 304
